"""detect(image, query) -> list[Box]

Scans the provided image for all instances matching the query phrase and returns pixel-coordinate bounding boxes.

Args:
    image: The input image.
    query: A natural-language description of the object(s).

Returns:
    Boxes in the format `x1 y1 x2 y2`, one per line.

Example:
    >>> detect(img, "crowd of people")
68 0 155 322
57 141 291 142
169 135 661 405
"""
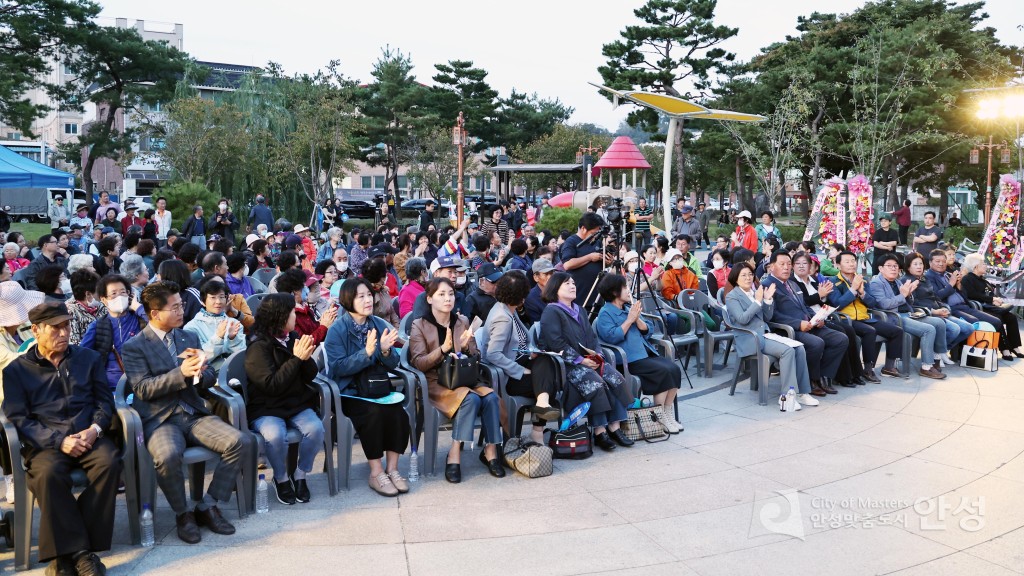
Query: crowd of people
0 193 1019 575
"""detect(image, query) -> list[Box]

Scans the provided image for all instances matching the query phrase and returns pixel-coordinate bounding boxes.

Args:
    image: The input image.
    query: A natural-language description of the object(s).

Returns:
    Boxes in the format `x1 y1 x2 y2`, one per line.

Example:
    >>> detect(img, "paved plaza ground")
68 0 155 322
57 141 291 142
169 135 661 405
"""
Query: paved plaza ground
4 347 1024 575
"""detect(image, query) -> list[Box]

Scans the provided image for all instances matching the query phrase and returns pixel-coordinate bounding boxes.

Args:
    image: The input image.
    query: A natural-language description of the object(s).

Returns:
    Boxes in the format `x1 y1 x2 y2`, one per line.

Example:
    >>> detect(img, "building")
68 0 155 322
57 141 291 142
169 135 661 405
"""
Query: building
335 148 503 202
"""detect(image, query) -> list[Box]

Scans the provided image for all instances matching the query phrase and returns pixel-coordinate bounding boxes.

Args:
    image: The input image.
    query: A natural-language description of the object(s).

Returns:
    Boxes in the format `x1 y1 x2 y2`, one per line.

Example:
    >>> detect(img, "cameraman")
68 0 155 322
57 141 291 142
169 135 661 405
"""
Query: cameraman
560 212 610 307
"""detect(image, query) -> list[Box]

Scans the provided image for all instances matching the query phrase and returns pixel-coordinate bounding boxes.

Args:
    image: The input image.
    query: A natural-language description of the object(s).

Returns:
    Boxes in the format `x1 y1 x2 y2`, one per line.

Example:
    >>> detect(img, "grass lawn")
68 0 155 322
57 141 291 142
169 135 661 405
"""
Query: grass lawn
8 222 53 244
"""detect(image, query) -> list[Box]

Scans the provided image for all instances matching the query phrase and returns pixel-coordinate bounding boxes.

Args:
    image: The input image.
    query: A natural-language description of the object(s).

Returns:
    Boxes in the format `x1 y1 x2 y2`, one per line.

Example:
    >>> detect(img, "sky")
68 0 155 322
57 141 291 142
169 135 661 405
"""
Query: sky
96 0 1023 131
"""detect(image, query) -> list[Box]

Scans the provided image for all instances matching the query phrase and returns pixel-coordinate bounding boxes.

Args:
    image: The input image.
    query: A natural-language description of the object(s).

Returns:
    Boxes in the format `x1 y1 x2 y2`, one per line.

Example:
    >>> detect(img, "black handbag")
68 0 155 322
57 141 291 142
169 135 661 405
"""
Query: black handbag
546 424 593 460
437 320 481 391
355 360 392 399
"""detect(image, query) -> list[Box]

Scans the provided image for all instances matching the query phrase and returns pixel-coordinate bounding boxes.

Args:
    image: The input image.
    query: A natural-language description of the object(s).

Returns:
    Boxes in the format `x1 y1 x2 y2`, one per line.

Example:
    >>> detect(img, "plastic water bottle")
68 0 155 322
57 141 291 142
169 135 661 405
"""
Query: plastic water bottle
408 451 420 483
140 504 154 547
785 387 796 413
256 474 270 514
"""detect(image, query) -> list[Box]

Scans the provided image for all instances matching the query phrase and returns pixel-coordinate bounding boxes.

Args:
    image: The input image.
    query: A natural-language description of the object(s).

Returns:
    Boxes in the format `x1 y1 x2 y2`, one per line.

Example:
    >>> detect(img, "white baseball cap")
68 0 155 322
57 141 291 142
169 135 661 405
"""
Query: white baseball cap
737 210 752 220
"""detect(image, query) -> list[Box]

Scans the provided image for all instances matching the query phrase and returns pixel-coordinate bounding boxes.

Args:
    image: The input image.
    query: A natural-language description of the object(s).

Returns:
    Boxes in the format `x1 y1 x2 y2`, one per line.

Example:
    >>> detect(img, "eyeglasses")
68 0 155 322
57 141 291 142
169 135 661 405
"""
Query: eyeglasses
207 295 228 302
157 303 185 313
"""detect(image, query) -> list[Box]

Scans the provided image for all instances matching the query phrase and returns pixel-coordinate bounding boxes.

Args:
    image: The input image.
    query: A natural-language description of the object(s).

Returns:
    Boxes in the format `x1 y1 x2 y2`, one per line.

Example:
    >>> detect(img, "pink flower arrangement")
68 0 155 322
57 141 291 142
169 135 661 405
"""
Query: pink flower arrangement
803 178 846 247
979 174 1020 267
846 174 874 254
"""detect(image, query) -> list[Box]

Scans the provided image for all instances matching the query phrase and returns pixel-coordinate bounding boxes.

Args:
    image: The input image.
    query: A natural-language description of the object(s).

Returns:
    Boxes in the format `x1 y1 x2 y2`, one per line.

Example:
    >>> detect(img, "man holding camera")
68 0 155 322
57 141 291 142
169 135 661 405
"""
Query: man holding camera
560 212 611 307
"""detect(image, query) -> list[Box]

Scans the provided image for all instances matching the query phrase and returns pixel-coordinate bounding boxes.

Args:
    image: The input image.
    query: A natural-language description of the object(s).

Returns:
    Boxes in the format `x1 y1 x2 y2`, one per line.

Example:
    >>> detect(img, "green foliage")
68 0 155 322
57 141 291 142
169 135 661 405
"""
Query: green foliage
159 182 219 229
154 96 249 190
536 207 583 234
493 90 573 153
513 124 612 192
0 0 99 135
932 224 983 249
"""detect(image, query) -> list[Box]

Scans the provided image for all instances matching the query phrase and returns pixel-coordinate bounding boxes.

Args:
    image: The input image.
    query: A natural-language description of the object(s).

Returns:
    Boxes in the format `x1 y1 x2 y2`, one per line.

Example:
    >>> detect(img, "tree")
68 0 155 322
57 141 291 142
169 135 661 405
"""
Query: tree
358 47 432 208
406 126 479 200
494 90 573 152
0 0 98 134
598 0 737 202
151 96 249 190
56 24 188 205
427 60 499 151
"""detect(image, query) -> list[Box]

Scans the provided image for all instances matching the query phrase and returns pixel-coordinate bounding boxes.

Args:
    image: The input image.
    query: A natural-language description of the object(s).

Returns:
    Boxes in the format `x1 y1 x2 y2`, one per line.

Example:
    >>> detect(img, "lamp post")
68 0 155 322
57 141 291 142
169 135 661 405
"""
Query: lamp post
970 136 1007 227
973 91 1024 226
453 112 468 222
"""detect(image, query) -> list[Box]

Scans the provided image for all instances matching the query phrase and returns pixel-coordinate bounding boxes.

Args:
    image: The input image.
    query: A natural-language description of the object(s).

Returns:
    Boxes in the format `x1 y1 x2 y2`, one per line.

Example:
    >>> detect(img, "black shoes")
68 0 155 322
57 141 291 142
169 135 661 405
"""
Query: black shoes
530 402 561 422
176 511 201 544
292 477 311 503
73 553 106 576
195 504 236 535
609 428 635 447
821 379 838 394
478 450 506 478
276 480 297 505
444 463 461 483
862 370 881 383
594 432 617 452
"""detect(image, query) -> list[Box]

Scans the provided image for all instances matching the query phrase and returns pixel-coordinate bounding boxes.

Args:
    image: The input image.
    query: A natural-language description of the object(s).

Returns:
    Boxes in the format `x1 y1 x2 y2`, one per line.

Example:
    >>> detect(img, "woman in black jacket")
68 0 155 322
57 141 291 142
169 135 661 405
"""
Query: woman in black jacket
244 293 325 505
961 253 1024 359
538 272 634 452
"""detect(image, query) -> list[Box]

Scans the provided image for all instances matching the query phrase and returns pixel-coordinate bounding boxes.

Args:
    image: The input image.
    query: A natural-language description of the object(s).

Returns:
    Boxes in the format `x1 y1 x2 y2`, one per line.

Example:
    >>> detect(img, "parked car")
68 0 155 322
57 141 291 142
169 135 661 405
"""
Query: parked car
401 198 451 219
335 199 375 220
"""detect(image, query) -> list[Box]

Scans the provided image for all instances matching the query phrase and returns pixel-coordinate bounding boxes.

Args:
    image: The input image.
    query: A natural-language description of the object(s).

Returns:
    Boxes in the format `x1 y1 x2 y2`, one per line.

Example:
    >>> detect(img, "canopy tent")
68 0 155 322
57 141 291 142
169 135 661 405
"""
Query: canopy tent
0 145 74 189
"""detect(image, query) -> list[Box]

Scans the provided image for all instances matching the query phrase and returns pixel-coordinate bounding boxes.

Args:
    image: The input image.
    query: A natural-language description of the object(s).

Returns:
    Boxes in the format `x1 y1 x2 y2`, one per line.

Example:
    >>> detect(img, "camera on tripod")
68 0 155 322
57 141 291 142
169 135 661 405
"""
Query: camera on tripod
372 193 385 208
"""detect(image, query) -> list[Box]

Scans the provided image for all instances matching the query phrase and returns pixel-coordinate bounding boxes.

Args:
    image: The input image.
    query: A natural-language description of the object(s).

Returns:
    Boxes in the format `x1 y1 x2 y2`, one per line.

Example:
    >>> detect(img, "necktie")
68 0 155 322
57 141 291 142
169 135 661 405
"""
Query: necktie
165 333 195 415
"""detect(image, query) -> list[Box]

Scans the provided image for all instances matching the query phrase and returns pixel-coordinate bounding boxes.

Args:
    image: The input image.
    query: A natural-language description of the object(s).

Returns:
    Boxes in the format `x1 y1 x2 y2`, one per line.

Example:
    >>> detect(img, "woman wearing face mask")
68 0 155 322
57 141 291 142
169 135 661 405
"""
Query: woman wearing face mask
659 248 699 301
275 268 336 345
65 269 107 345
80 275 148 390
209 198 239 243
184 277 247 370
705 248 732 300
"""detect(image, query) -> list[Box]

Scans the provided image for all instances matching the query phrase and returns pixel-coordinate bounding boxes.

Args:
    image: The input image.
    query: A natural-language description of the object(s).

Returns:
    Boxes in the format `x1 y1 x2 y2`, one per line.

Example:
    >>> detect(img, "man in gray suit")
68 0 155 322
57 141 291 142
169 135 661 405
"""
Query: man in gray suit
122 281 254 544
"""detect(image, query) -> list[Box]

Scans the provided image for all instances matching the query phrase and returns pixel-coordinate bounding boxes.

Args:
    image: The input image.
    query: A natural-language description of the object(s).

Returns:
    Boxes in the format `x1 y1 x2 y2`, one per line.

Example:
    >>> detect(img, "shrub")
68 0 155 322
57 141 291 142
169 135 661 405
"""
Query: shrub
536 207 583 235
158 182 221 231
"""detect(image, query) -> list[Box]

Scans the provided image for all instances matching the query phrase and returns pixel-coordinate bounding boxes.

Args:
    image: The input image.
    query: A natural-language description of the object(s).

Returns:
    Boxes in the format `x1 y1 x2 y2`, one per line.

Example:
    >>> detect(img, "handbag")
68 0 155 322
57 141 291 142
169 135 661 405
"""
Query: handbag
503 437 553 478
966 329 1000 351
960 340 999 372
437 321 481 390
621 397 669 442
355 360 392 399
547 424 592 460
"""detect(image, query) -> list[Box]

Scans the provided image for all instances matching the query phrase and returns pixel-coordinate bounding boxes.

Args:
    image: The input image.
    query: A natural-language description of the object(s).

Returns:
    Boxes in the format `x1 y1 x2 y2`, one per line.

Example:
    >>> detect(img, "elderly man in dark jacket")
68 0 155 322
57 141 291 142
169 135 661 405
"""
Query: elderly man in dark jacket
1 302 119 576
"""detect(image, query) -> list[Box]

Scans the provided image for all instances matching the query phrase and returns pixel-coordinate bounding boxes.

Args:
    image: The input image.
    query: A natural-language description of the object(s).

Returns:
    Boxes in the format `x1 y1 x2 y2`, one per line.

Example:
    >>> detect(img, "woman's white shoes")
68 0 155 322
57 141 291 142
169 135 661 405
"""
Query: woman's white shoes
797 394 819 407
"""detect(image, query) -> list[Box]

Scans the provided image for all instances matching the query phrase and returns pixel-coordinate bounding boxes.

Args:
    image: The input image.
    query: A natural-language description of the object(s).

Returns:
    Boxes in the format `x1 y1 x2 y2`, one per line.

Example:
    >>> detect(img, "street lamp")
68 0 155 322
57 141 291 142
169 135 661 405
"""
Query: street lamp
452 112 468 222
973 94 1023 226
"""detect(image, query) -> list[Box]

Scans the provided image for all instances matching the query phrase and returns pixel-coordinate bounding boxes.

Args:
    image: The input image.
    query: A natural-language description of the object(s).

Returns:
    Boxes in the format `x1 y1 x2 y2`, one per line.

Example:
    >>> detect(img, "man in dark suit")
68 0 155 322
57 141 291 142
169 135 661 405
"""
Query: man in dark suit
122 281 254 545
2 302 119 576
761 251 848 396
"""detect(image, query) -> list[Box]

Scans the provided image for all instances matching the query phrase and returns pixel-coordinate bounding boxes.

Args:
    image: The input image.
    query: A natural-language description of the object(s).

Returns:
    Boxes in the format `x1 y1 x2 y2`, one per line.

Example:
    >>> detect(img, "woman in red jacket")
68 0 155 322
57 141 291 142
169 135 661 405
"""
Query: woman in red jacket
731 210 758 252
275 268 337 345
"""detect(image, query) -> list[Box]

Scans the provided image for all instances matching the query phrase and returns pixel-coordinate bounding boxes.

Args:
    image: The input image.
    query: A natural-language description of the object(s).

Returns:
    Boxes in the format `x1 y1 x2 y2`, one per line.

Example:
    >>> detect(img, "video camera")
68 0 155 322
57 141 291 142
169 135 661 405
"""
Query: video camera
372 193 385 208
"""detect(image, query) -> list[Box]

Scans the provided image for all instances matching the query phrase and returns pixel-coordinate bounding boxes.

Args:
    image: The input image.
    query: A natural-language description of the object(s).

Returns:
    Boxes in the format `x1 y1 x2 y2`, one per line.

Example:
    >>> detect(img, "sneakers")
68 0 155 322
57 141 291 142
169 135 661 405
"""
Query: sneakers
797 393 820 407
387 471 410 494
275 479 296 505
920 366 947 380
939 352 954 366
73 553 107 576
369 472 399 497
291 477 311 503
660 414 683 434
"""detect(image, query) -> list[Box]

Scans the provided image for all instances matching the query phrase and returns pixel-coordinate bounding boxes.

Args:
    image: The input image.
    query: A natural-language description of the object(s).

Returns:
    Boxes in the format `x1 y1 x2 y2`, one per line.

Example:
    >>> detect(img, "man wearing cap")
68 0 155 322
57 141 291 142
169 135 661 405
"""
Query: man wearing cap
181 205 207 247
466 263 503 324
731 210 759 252
674 205 702 242
69 205 93 237
696 202 712 249
525 258 555 324
419 200 437 233
209 198 239 244
121 203 145 236
410 255 467 321
23 233 68 291
871 215 900 275
49 195 73 232
2 301 120 576
123 282 253 544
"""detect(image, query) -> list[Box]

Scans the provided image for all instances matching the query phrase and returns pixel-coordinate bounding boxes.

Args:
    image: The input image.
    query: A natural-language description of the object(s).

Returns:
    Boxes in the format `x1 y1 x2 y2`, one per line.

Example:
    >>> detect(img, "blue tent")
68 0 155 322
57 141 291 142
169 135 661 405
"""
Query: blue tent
0 145 74 188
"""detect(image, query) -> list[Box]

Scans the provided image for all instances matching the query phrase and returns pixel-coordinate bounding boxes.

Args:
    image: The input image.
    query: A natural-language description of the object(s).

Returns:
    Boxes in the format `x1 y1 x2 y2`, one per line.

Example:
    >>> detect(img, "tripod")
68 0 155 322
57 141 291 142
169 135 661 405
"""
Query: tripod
630 266 693 389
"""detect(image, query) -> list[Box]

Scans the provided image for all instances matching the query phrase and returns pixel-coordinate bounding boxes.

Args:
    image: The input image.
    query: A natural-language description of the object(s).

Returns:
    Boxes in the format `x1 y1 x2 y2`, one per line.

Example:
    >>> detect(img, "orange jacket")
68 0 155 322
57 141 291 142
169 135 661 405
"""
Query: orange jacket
733 224 758 252
661 267 698 301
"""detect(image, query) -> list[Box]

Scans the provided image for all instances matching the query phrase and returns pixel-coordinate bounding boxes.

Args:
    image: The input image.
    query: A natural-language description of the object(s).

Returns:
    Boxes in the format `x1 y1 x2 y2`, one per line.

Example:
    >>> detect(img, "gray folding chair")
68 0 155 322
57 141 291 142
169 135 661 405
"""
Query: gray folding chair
677 289 735 377
245 293 269 313
720 307 773 406
252 267 277 287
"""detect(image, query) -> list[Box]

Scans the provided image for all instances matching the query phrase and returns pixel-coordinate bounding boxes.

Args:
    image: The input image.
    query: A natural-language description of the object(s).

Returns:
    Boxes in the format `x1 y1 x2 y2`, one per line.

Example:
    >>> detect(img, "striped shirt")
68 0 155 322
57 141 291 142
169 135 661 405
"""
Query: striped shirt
634 207 653 232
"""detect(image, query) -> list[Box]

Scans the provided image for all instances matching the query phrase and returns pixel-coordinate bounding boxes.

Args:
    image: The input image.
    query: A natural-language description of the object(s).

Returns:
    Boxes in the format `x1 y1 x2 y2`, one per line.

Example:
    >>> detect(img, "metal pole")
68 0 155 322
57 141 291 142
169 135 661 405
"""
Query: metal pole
456 111 465 222
986 134 993 227
662 117 677 230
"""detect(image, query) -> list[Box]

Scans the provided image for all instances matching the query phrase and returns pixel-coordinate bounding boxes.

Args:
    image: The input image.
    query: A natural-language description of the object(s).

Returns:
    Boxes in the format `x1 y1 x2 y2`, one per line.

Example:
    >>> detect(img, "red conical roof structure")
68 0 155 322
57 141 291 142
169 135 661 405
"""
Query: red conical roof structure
594 136 651 170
